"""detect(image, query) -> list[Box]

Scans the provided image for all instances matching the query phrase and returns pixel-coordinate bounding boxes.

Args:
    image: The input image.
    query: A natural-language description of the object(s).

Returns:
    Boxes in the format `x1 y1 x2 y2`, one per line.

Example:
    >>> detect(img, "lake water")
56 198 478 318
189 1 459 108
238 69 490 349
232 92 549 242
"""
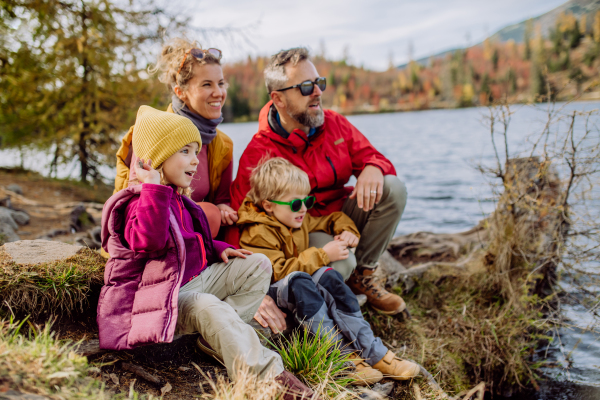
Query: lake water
1 101 599 397
220 102 600 399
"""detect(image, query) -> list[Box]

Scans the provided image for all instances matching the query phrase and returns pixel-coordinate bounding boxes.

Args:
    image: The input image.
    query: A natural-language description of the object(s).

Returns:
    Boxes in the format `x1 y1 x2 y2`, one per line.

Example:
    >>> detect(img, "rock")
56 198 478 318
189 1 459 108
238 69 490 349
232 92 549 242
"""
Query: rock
0 208 20 243
70 205 96 233
358 382 394 399
37 228 69 240
376 250 414 291
8 210 29 226
0 226 19 243
72 339 106 358
0 196 11 208
0 208 18 230
371 382 394 396
356 294 367 307
76 227 102 249
248 318 276 346
1 240 83 265
6 184 23 195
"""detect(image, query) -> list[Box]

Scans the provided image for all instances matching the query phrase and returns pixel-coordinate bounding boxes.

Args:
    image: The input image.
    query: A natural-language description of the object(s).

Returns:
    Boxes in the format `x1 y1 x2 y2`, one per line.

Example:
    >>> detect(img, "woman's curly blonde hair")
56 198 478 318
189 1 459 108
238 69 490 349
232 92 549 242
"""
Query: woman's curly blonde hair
149 37 222 94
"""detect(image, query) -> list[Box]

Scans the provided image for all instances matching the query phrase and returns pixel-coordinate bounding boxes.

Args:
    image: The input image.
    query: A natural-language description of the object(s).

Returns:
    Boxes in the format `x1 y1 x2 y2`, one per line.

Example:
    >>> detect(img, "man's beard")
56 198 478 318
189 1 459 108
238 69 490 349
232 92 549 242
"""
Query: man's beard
287 98 324 128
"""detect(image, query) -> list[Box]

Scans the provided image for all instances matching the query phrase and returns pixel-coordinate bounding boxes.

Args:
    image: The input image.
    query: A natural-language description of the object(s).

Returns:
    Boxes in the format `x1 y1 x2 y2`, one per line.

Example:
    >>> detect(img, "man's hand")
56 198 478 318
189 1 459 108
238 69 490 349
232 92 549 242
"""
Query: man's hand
334 231 359 247
221 248 252 263
135 159 161 185
254 295 287 334
216 204 239 226
349 165 383 212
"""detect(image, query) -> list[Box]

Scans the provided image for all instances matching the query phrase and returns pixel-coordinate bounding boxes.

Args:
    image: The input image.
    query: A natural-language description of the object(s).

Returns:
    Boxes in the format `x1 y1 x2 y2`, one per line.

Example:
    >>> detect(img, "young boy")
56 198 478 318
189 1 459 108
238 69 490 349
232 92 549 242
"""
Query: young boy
237 157 420 386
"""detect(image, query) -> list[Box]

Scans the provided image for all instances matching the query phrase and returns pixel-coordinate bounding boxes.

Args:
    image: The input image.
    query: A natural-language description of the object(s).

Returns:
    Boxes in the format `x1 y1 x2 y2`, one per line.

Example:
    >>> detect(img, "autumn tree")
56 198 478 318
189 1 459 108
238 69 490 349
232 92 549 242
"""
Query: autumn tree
0 0 180 182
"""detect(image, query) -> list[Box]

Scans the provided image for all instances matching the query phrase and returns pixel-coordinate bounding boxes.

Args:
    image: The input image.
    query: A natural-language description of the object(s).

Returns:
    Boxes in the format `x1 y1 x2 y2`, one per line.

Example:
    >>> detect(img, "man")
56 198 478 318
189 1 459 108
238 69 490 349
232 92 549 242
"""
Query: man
230 47 408 333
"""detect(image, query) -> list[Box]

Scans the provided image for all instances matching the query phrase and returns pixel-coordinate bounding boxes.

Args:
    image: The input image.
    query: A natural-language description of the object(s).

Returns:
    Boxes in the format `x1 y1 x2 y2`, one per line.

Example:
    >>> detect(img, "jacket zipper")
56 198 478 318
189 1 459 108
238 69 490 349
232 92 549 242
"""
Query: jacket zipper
162 222 180 342
176 195 207 270
325 156 338 186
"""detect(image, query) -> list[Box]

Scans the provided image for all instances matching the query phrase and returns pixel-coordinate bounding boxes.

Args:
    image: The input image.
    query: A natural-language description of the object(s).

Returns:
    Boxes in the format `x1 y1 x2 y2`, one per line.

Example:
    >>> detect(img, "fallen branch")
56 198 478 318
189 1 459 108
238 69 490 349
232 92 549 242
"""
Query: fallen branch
122 362 162 385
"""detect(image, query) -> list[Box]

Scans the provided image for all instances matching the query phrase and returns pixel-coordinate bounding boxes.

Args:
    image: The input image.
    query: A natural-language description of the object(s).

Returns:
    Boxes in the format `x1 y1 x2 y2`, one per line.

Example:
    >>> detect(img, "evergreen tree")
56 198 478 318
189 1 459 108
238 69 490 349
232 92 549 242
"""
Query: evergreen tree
0 0 176 182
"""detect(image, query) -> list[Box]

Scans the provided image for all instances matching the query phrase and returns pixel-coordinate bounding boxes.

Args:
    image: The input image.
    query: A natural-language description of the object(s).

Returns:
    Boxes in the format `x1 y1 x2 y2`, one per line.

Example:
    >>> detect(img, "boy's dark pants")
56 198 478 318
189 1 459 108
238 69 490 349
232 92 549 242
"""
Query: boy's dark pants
268 267 387 366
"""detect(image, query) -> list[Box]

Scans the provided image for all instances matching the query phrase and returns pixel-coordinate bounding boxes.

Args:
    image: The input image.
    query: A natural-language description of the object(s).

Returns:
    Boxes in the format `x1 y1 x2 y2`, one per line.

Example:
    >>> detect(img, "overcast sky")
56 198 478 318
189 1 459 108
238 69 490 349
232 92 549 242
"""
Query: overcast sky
182 0 567 71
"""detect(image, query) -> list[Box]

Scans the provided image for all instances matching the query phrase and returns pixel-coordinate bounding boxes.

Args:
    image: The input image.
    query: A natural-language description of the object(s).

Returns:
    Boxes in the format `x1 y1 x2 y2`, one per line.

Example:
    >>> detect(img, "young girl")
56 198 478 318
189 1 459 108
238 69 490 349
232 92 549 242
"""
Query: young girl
98 106 313 396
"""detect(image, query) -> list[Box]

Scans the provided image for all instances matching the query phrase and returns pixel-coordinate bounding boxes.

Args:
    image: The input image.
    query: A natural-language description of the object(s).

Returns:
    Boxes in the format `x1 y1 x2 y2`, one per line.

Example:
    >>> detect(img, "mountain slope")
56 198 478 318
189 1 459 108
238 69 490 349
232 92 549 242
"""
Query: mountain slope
490 0 600 43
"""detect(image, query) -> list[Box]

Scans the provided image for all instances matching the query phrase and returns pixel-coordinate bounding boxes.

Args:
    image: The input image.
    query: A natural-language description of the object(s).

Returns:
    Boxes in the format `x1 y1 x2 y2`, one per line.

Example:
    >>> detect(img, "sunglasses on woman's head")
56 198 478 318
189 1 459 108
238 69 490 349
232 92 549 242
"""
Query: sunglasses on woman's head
270 196 316 212
176 48 222 76
276 77 326 96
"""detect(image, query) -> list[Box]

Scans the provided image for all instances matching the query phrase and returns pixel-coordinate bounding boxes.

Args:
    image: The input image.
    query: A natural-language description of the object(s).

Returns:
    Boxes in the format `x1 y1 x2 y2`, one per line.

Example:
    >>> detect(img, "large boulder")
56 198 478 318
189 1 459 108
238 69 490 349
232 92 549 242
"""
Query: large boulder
2 240 83 265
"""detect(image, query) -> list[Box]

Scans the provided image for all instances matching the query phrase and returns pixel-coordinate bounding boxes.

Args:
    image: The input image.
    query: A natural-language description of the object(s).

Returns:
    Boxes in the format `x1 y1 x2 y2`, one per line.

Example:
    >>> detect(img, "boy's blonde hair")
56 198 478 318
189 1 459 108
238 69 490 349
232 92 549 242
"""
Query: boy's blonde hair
248 157 311 207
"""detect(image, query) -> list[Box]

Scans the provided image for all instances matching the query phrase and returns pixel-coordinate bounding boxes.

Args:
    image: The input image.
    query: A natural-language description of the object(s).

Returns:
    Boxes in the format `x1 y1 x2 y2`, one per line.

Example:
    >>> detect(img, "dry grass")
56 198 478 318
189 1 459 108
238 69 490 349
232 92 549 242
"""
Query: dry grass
0 248 105 317
198 361 284 400
0 317 104 399
369 159 565 396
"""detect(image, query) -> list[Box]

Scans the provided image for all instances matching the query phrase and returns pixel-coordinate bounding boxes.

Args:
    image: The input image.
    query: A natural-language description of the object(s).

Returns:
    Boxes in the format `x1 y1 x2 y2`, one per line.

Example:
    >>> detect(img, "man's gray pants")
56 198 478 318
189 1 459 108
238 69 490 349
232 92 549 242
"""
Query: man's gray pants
309 175 407 280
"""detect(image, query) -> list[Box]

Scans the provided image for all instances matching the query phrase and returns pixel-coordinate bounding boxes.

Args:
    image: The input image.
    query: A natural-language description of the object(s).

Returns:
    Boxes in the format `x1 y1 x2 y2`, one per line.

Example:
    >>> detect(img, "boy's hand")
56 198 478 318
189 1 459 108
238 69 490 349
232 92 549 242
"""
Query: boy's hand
323 240 349 262
135 158 161 185
334 231 359 247
221 248 252 263
216 204 239 226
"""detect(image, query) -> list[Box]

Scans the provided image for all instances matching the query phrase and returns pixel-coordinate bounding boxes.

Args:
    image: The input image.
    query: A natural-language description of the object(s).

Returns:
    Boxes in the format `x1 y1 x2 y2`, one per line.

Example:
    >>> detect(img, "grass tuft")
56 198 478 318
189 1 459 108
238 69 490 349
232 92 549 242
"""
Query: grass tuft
0 316 109 398
267 323 355 398
0 248 105 317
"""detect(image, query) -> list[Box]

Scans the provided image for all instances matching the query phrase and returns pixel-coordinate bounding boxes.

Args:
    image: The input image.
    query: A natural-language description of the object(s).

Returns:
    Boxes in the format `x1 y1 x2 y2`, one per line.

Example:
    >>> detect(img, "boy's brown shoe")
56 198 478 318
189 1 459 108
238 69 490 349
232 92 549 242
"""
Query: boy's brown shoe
347 267 406 315
372 351 420 380
347 353 383 386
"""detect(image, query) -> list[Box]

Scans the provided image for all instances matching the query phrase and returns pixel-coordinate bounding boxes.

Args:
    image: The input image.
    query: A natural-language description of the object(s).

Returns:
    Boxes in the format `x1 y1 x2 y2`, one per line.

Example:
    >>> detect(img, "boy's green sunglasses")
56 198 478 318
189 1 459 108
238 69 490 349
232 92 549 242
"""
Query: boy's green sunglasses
270 196 316 212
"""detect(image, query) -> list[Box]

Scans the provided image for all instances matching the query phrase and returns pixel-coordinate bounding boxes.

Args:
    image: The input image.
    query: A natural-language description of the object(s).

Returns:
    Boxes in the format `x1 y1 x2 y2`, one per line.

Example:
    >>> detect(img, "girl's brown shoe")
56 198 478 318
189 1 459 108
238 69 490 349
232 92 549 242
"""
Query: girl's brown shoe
347 353 383 386
372 351 420 380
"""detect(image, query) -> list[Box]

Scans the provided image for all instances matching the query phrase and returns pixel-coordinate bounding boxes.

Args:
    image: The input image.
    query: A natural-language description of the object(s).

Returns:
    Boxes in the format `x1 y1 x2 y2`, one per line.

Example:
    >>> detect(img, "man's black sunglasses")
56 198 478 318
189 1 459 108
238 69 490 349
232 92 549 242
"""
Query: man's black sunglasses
276 77 326 96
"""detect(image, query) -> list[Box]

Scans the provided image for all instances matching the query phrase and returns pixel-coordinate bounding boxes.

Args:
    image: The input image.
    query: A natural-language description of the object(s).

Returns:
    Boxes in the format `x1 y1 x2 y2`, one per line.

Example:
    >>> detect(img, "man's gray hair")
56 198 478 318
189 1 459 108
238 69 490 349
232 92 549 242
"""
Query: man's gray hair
264 47 310 93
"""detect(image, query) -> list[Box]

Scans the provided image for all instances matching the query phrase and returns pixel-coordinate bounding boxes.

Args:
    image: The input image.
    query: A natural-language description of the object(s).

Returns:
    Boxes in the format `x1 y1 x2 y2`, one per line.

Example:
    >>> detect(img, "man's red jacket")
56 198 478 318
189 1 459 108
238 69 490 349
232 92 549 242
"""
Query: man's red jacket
227 101 396 244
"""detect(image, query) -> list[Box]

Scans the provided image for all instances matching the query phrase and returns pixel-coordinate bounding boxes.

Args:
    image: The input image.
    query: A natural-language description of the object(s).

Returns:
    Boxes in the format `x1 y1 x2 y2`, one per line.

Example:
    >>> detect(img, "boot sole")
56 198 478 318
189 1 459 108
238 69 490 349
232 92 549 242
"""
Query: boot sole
372 304 406 315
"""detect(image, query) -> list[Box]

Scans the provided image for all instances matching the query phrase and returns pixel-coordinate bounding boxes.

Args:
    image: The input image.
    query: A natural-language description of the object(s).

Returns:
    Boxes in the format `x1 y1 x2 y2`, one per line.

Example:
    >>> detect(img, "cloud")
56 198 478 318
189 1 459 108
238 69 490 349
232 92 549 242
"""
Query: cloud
176 0 567 70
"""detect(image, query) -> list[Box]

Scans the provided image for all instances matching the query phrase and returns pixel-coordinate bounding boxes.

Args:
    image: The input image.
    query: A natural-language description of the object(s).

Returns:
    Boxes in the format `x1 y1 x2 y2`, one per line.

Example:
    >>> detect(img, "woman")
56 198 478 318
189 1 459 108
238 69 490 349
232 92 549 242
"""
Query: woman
113 38 237 238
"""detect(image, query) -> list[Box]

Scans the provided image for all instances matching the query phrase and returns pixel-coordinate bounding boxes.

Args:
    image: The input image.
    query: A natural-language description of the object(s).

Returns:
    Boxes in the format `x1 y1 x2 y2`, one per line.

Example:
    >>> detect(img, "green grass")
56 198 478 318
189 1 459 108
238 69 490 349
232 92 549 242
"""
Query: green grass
0 248 105 317
0 316 155 399
267 322 355 397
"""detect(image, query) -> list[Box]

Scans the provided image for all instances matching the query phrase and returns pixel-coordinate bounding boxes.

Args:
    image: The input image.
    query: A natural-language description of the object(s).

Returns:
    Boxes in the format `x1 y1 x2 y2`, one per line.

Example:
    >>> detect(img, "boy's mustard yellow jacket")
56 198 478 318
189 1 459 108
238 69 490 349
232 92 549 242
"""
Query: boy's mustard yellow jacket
237 198 360 282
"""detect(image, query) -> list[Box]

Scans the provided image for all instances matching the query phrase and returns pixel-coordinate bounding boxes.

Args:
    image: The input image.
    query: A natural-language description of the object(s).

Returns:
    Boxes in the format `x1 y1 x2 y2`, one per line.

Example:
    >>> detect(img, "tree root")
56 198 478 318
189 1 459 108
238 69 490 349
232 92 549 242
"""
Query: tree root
397 249 479 277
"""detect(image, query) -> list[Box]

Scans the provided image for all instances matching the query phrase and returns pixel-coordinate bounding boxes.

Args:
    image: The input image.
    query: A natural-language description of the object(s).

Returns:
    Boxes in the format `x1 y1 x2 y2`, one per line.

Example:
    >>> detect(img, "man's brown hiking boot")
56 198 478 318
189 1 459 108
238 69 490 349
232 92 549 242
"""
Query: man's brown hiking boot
347 267 406 315
372 350 420 380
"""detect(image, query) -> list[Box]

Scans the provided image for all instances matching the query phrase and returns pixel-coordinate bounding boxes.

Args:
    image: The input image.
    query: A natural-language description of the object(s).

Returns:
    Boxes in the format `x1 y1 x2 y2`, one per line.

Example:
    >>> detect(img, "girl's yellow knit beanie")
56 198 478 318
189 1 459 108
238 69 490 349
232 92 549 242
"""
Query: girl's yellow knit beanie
132 105 201 169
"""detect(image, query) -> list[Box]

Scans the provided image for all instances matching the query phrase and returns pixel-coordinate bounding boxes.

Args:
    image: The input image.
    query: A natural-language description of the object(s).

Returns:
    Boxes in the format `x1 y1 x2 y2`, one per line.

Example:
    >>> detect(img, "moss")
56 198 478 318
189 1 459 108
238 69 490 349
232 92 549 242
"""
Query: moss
0 248 105 317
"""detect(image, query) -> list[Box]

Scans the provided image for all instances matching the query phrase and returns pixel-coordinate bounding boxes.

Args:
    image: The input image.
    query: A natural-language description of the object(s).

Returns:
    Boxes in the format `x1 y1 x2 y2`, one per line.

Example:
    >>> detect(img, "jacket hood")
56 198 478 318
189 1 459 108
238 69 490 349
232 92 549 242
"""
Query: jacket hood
237 197 299 235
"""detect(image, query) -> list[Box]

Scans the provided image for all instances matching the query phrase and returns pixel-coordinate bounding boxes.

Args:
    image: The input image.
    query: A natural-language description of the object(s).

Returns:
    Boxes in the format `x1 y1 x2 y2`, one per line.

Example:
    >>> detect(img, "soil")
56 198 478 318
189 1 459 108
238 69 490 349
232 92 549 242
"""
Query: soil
0 168 111 243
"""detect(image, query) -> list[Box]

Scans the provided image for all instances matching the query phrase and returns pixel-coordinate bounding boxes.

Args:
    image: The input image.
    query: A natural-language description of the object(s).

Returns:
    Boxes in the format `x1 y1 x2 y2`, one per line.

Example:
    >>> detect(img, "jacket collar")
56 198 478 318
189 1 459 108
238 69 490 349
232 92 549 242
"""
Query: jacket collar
259 101 326 153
